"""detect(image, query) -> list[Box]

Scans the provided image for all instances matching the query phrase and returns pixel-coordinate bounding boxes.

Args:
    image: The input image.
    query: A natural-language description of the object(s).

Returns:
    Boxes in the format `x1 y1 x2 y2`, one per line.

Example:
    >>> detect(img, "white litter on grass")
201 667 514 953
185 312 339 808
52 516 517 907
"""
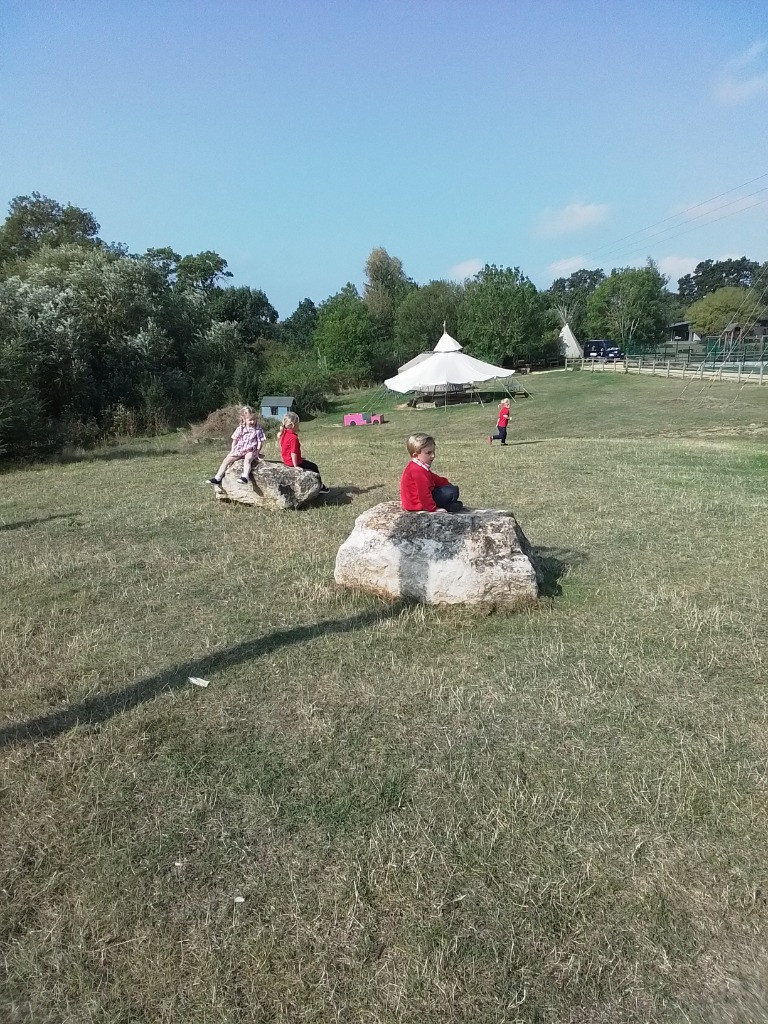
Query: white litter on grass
234 896 245 904
188 677 210 688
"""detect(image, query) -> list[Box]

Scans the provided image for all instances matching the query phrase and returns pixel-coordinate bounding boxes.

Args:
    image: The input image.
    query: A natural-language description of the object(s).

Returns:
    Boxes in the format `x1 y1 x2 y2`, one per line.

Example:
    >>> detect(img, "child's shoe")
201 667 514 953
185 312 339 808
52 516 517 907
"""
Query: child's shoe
239 475 249 484
446 500 464 512
319 485 330 494
487 436 492 444
207 477 221 485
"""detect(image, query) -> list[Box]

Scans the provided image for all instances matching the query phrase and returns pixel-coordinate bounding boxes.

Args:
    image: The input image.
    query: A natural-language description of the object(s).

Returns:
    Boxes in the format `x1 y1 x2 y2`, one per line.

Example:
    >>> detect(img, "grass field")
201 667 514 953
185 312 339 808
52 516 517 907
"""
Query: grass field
2 372 767 1023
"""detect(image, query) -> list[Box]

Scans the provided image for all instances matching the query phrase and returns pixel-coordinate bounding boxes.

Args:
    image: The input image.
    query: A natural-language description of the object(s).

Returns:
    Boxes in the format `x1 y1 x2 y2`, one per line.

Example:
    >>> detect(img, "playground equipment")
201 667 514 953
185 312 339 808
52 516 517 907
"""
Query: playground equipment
344 413 383 426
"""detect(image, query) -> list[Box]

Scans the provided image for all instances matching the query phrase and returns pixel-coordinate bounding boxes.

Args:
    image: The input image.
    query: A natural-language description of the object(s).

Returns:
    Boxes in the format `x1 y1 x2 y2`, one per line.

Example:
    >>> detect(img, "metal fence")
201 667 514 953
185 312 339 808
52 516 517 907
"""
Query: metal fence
624 337 768 365
565 355 767 385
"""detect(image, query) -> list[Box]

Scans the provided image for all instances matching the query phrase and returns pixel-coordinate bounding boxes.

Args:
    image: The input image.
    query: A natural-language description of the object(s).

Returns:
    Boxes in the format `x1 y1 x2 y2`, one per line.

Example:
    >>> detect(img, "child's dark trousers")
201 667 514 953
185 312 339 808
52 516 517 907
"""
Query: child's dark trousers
432 484 460 508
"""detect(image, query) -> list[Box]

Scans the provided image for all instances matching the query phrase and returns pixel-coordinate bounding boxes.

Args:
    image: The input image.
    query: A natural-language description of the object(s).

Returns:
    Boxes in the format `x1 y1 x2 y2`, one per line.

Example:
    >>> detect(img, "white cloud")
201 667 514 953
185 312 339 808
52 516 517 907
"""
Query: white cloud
657 256 698 283
546 256 590 277
714 39 768 104
534 202 610 238
733 38 767 70
448 258 484 281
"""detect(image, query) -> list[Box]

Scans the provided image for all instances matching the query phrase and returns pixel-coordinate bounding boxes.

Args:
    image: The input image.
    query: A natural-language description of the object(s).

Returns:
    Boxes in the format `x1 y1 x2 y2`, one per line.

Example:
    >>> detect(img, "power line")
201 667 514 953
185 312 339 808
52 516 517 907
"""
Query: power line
595 196 768 267
581 170 768 262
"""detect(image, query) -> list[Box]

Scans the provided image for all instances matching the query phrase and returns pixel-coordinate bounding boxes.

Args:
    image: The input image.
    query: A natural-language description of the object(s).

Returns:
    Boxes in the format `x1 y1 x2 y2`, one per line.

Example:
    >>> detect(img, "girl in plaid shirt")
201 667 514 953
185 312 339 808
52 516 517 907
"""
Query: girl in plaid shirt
208 406 265 486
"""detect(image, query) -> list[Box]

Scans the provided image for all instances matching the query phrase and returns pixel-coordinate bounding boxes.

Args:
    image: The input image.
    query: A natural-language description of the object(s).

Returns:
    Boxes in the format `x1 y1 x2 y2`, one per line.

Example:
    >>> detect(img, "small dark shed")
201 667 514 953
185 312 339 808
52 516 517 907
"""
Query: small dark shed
260 396 295 420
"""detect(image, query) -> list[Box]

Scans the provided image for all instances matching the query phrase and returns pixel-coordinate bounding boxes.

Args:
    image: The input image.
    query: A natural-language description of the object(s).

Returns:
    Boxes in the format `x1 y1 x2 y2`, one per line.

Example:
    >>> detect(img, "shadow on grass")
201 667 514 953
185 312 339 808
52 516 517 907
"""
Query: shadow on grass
0 605 403 749
532 545 588 598
321 484 385 507
0 513 78 533
58 446 180 464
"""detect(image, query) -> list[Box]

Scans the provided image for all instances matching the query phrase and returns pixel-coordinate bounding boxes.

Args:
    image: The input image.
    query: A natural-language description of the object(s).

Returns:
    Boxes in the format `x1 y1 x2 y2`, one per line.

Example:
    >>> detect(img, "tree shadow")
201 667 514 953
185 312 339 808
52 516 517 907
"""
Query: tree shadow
58 446 181 464
531 545 588 598
0 514 79 533
0 605 402 749
320 484 385 507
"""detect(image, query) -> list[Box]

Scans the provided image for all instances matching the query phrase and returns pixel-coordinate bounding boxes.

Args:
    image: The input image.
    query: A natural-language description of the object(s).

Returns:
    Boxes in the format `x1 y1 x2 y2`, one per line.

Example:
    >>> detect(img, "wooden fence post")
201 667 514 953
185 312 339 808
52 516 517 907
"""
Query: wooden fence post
666 360 670 378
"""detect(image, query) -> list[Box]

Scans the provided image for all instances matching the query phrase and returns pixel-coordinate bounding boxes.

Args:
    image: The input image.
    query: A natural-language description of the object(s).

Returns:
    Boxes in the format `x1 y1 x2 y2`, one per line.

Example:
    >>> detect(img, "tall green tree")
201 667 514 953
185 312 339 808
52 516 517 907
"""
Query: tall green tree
363 247 416 368
314 284 378 384
587 261 672 346
208 286 278 346
176 251 232 293
460 265 546 364
687 286 767 337
393 280 465 365
280 298 318 349
0 193 101 268
544 268 606 340
678 257 761 303
143 247 181 286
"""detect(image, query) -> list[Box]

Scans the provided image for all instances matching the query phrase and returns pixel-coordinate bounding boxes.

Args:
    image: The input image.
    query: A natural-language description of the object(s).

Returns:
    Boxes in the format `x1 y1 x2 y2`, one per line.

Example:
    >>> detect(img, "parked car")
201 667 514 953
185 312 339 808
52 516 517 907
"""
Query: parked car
583 339 624 361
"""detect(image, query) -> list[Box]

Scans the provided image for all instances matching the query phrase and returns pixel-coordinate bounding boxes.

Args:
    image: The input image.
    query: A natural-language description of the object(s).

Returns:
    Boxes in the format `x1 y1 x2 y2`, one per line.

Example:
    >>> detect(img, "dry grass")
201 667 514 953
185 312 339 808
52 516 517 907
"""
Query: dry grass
1 372 767 1022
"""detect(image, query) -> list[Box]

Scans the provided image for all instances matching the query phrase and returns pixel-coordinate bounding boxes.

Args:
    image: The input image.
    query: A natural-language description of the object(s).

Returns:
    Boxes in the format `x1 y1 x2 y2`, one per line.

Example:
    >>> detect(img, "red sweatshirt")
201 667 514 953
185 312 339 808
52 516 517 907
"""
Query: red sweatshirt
280 428 302 467
400 460 451 512
497 406 510 429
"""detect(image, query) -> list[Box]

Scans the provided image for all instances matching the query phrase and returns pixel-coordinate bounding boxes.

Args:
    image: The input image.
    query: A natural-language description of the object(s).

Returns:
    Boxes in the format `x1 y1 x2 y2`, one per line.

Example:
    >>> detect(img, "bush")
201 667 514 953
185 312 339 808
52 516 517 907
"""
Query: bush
0 341 54 459
186 404 278 446
259 350 332 417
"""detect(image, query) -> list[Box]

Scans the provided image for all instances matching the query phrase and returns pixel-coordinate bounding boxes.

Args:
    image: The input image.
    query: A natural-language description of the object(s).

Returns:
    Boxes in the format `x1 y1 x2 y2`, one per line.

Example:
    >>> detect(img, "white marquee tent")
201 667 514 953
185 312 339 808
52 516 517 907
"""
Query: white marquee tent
385 330 516 395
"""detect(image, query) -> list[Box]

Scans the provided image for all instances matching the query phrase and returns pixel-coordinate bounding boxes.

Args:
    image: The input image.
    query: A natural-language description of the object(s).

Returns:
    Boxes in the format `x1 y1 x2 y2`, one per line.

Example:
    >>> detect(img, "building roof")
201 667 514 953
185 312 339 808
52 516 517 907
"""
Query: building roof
260 396 294 406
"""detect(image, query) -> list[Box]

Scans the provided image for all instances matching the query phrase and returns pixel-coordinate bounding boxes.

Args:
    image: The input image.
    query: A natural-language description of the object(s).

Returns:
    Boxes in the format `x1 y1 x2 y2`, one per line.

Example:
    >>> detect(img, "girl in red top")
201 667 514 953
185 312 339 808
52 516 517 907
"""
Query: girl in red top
400 433 462 512
278 412 330 493
488 397 511 445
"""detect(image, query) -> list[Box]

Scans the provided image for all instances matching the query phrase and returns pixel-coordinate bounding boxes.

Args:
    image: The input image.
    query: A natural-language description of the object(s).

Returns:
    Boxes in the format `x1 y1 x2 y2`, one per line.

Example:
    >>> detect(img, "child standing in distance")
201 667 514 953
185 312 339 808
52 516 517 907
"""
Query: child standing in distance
207 406 265 486
400 433 463 513
488 398 511 445
278 411 330 494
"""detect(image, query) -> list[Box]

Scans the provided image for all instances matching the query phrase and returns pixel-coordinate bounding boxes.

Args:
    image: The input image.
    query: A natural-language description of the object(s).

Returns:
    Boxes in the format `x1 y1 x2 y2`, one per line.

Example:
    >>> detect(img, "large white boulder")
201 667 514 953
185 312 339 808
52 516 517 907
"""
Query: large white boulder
334 501 539 608
213 460 320 509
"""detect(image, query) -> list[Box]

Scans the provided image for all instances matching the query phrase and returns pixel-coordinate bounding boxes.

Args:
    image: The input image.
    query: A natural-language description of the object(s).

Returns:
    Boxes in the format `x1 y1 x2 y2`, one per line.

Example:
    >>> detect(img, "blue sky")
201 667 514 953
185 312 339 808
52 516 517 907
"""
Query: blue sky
2 0 768 317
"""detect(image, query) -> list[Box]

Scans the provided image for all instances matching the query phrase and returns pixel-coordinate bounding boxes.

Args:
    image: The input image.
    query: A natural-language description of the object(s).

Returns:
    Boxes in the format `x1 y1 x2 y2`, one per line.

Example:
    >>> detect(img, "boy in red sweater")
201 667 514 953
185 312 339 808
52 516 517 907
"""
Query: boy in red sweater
400 433 463 513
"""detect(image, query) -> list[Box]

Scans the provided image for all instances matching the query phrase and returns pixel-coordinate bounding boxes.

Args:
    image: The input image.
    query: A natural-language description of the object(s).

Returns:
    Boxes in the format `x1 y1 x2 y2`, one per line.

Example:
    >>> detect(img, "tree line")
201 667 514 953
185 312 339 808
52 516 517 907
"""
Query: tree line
1 193 766 460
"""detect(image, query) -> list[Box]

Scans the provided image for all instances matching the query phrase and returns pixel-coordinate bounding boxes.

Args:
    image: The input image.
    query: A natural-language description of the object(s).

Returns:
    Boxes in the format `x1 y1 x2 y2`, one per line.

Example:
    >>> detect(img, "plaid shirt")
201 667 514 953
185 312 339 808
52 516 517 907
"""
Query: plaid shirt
230 424 265 457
